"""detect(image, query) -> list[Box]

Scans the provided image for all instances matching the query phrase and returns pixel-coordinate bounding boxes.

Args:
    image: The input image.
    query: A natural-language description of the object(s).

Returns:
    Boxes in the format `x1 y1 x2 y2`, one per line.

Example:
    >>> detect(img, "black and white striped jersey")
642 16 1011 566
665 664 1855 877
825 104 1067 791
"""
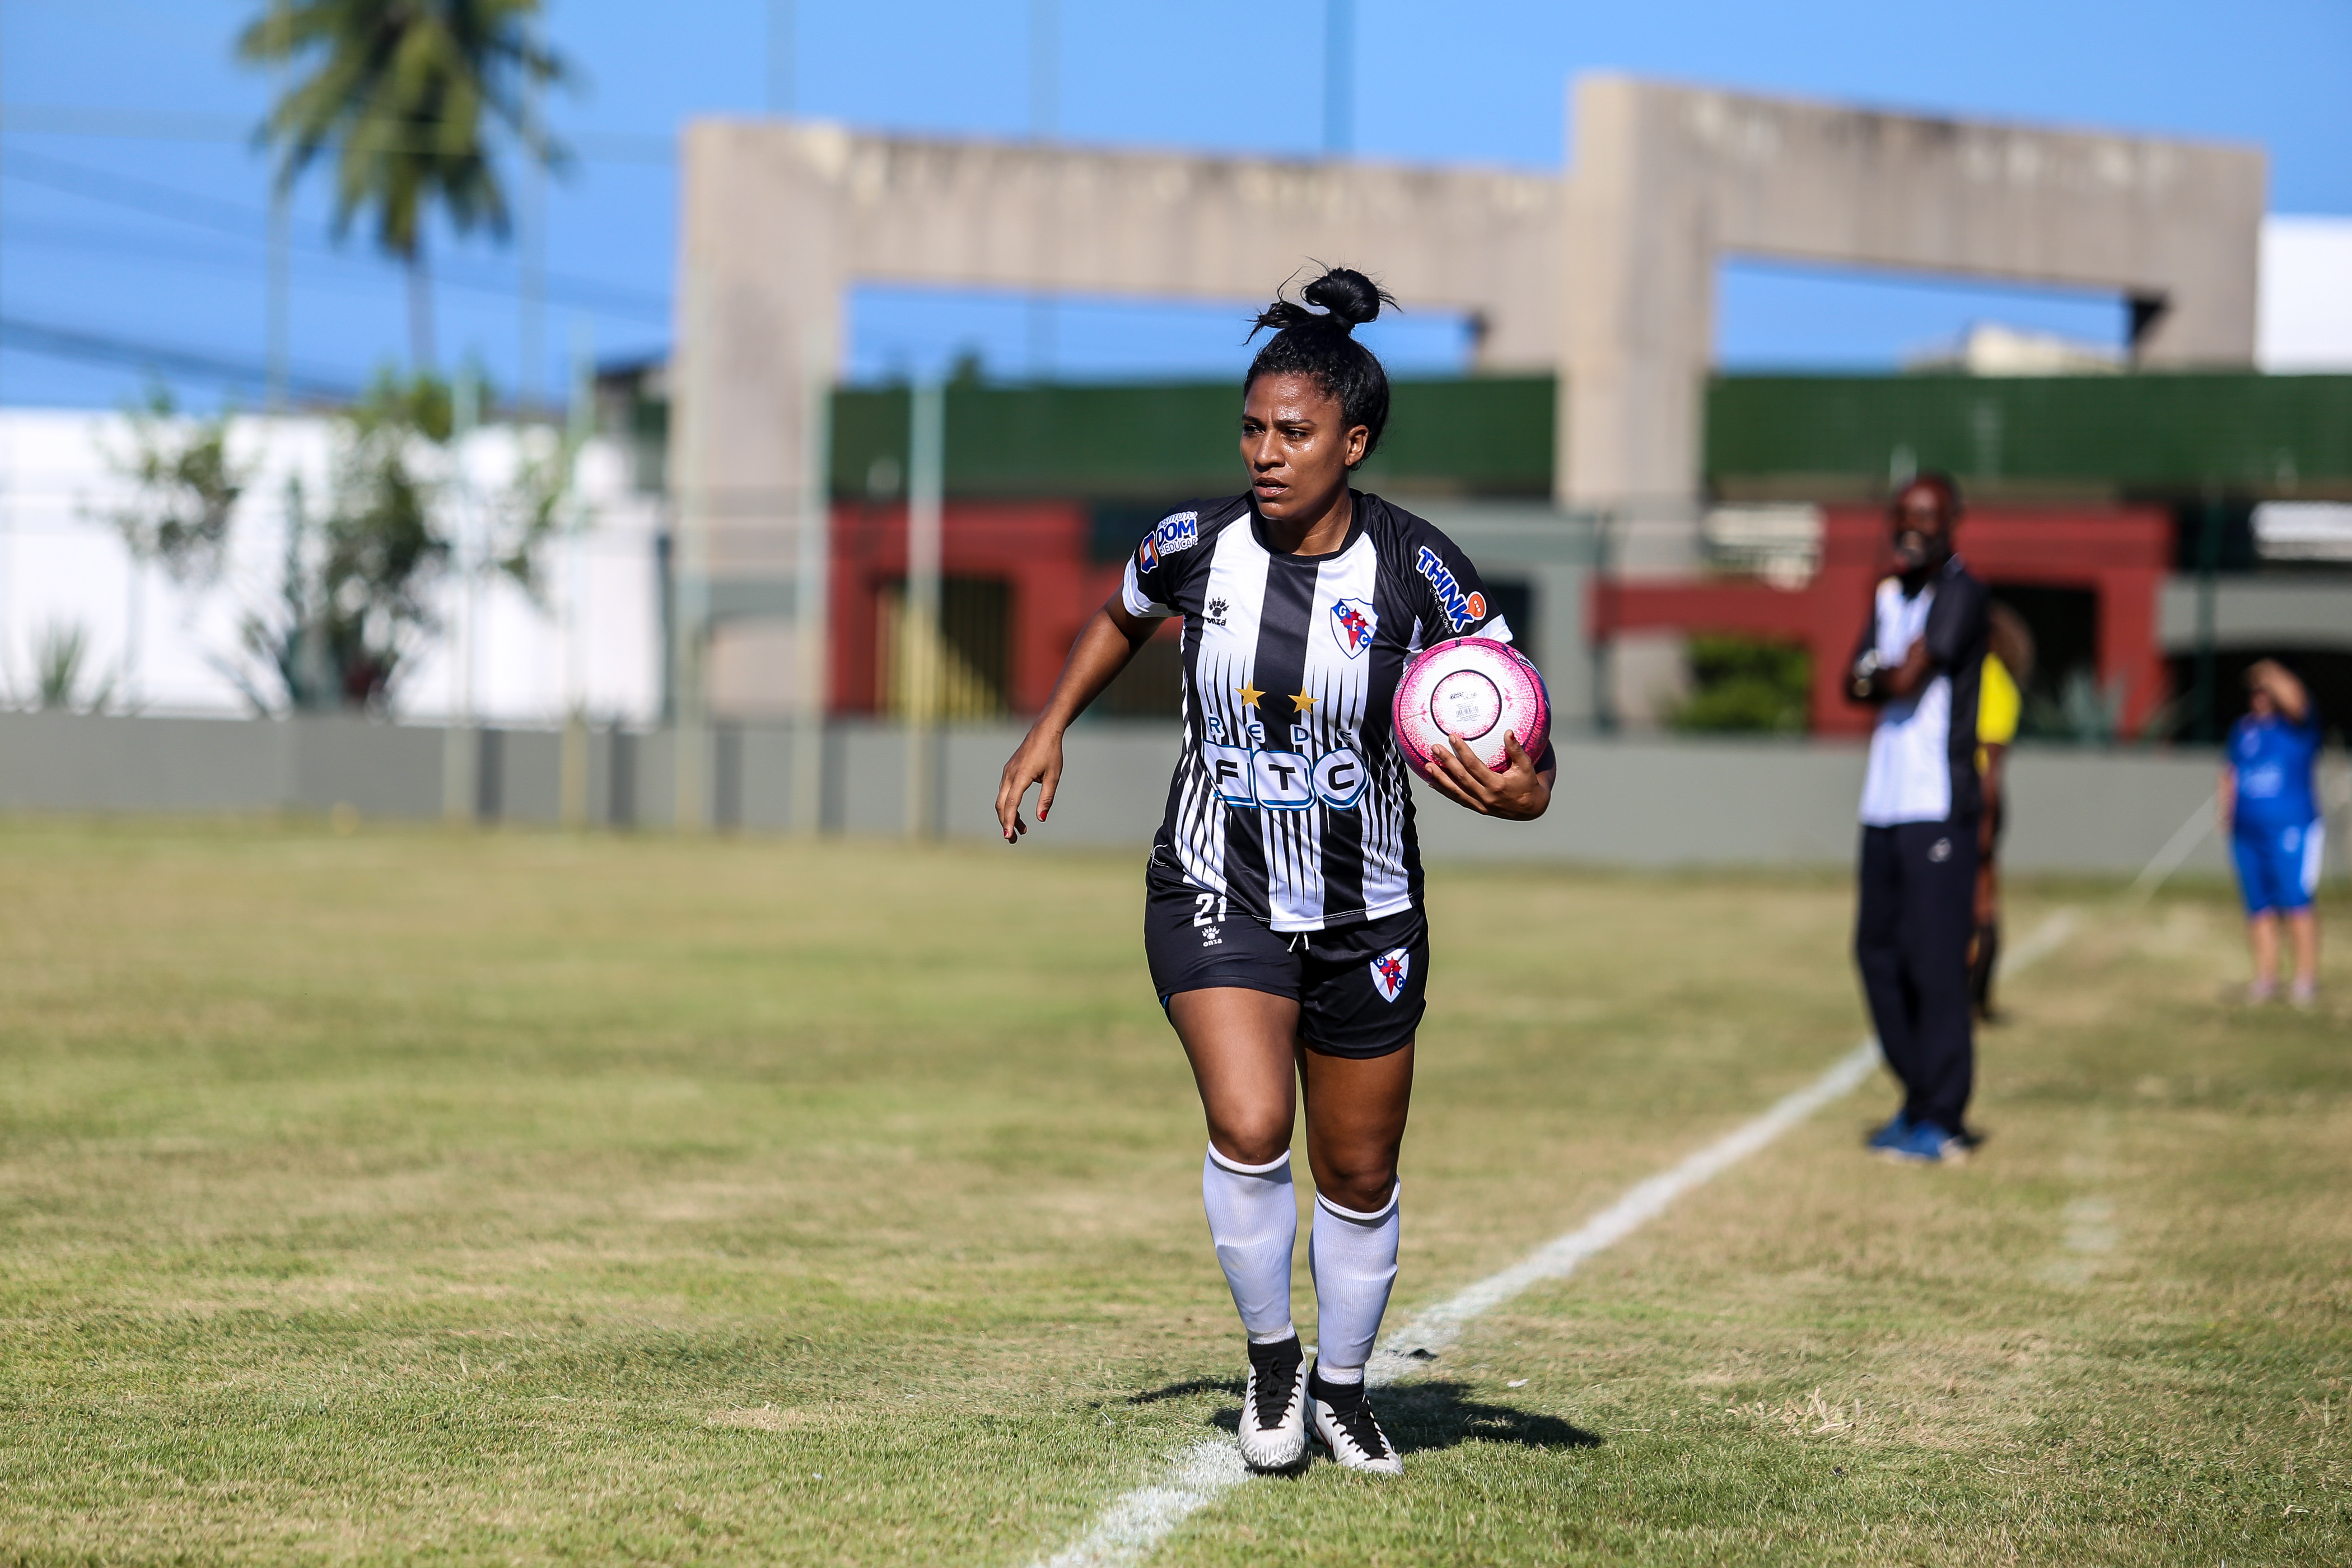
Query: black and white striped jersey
1120 491 1517 933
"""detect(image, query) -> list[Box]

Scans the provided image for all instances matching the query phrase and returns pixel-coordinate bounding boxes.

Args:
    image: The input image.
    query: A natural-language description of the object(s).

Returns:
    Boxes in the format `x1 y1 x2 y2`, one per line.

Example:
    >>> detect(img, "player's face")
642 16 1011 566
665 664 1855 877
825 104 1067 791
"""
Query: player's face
2248 687 2276 717
1891 486 1955 573
1240 374 1370 524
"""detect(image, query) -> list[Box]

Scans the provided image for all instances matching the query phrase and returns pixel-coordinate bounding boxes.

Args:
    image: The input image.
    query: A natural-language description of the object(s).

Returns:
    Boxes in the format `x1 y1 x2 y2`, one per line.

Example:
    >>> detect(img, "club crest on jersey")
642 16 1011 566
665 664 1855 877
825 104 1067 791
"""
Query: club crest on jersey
1330 598 1377 659
1370 946 1412 1004
1415 546 1487 632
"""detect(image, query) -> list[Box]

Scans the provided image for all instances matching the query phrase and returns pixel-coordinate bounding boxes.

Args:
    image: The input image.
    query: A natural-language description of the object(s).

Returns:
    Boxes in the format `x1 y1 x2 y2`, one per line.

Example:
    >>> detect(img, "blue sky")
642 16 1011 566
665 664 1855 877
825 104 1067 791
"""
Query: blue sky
2 0 2345 408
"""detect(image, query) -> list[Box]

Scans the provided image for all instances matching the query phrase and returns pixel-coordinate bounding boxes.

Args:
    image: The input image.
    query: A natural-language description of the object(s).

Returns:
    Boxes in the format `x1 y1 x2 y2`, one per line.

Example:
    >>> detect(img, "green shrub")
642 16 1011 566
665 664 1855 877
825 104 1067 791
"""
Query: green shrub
1669 635 1812 734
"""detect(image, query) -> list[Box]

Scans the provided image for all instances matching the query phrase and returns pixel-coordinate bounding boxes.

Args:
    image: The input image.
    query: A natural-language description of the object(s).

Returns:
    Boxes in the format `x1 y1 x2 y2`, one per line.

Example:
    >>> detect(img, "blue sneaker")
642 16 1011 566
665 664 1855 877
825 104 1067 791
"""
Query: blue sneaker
1866 1112 1912 1151
1879 1118 1966 1164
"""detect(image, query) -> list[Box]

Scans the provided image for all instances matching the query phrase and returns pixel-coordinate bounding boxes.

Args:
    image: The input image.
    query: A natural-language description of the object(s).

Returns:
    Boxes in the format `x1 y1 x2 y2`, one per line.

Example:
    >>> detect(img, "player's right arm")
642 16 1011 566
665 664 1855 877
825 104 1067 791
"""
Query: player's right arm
995 598 1162 843
997 526 1183 843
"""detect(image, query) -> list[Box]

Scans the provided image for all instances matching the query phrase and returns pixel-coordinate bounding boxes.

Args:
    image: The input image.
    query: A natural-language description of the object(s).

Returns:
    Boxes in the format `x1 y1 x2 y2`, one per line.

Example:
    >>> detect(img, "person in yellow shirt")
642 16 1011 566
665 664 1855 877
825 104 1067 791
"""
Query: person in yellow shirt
1970 604 2033 1019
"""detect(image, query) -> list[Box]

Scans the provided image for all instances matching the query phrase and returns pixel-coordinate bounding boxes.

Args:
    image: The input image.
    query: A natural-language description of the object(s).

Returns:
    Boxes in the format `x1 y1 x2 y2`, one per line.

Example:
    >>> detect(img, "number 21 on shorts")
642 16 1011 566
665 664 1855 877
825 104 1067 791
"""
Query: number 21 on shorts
1193 892 1228 947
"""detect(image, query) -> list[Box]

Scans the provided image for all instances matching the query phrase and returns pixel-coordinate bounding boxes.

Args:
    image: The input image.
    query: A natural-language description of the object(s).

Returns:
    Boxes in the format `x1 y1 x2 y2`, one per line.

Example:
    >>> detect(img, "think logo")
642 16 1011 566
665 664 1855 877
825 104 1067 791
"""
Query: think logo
1370 946 1412 1003
1414 547 1487 632
1204 596 1229 627
1331 598 1377 658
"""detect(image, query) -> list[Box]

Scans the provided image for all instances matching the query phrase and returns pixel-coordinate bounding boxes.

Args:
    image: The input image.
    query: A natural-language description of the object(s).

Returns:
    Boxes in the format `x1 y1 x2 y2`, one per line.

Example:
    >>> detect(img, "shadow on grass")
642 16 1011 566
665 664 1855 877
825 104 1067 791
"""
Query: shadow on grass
1124 1376 1603 1457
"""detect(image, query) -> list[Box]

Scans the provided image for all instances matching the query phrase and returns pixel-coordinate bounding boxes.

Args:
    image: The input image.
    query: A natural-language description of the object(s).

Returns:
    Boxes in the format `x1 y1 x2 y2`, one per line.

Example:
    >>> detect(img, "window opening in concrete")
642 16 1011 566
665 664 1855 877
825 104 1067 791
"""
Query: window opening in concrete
849 284 1477 387
1989 585 2102 741
1715 256 2131 373
875 575 1012 721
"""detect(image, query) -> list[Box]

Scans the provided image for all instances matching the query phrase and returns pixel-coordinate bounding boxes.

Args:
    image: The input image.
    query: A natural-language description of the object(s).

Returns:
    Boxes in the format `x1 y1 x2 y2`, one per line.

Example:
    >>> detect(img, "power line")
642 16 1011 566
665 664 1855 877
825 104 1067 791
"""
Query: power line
1 146 671 321
0 312 358 400
0 103 672 163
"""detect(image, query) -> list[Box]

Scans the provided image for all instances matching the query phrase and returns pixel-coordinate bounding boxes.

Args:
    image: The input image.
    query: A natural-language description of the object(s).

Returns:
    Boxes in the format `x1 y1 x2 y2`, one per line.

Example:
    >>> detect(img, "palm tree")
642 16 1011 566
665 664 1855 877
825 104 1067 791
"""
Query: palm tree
240 1 570 372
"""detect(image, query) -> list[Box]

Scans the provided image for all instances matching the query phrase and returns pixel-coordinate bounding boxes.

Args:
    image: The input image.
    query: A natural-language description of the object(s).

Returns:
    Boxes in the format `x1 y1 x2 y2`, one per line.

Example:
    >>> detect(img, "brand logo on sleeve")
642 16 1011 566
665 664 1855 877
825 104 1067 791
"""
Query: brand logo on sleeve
1137 535 1161 574
1415 547 1487 632
1330 598 1377 658
1370 946 1412 1003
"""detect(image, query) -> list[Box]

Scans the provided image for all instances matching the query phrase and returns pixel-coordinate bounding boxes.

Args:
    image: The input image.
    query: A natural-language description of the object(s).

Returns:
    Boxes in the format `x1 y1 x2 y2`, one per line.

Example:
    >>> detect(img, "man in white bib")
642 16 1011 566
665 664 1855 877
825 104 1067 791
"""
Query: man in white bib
1846 474 1991 1164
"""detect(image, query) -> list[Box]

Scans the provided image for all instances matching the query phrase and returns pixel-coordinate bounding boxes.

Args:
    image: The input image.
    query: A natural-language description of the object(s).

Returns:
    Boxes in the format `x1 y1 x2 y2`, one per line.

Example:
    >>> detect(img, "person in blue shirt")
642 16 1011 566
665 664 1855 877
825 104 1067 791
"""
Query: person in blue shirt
2219 660 2325 1006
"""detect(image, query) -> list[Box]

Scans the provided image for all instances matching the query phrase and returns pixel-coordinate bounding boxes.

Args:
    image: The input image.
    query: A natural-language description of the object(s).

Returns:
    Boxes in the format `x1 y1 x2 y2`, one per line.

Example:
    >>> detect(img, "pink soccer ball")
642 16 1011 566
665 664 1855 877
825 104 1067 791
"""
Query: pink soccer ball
1392 637 1551 777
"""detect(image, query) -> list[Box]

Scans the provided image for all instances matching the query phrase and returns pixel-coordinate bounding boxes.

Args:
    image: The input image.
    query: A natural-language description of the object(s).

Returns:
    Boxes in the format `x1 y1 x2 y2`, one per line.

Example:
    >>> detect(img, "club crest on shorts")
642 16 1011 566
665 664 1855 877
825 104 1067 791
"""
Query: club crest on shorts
1331 598 1377 659
1369 946 1411 1003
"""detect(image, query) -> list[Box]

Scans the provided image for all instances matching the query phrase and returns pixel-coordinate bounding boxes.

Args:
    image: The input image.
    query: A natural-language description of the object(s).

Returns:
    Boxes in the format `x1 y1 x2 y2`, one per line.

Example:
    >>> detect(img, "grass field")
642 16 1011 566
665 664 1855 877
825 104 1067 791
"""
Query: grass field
1 819 2346 1566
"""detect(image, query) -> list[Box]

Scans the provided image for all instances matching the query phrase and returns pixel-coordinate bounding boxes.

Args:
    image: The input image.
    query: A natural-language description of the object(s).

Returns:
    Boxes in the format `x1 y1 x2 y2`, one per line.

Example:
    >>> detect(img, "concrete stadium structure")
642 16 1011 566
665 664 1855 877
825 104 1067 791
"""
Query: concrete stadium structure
673 73 2266 717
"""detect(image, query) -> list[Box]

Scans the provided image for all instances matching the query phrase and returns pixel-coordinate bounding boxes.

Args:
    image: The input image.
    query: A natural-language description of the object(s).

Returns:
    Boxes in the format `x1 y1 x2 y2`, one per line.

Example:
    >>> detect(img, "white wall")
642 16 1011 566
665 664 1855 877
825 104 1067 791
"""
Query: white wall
2259 216 2352 372
0 410 664 725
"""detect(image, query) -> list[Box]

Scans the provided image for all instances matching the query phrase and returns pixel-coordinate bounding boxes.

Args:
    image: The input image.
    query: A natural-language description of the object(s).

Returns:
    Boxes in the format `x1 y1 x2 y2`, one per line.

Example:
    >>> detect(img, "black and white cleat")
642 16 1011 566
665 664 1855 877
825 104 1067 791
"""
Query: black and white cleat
1307 1366 1403 1476
1236 1336 1309 1471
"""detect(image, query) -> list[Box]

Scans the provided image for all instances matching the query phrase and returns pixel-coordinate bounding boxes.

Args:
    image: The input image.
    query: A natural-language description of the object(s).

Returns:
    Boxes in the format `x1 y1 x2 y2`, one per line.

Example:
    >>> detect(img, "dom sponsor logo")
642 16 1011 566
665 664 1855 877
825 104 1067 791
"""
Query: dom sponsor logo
1415 547 1486 632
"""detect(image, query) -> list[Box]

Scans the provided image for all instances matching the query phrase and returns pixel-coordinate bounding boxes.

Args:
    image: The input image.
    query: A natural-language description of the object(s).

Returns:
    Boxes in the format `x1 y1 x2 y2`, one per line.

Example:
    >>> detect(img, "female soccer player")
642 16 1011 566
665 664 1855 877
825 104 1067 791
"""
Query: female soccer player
995 267 1554 1474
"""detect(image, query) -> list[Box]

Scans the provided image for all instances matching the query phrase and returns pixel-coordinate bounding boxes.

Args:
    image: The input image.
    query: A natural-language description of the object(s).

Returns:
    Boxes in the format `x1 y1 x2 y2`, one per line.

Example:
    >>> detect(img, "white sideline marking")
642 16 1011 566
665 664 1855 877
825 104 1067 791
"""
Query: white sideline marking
1033 1440 1246 1568
2125 795 2216 909
1021 911 2079 1568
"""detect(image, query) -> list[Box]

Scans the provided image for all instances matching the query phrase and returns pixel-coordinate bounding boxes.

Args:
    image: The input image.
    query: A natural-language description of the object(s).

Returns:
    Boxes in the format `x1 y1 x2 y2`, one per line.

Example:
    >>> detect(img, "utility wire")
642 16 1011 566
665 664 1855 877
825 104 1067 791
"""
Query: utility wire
0 312 357 400
1 146 670 321
0 103 671 163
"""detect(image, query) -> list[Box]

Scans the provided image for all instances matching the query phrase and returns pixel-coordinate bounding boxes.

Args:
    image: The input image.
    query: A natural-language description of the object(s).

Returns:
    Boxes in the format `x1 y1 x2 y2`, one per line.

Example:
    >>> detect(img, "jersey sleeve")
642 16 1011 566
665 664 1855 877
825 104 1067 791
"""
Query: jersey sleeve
1119 508 1204 619
1922 572 1987 669
1405 524 1513 648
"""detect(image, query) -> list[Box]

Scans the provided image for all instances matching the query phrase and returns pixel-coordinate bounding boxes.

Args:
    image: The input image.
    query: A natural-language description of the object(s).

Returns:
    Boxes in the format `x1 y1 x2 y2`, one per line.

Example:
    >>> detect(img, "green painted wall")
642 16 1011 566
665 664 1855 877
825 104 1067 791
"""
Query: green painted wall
814 370 2352 502
829 376 1554 501
1704 373 2352 500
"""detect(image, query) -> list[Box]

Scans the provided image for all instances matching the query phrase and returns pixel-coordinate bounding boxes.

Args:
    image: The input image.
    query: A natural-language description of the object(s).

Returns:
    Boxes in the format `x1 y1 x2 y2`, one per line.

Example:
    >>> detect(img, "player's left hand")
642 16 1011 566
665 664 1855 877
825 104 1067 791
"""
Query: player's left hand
1424 730 1551 820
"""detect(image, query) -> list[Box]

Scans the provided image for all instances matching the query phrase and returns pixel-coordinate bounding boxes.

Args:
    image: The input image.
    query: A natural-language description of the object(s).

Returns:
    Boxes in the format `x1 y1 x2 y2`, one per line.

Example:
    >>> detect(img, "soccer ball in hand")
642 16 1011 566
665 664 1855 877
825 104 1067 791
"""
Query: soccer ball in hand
1392 637 1551 777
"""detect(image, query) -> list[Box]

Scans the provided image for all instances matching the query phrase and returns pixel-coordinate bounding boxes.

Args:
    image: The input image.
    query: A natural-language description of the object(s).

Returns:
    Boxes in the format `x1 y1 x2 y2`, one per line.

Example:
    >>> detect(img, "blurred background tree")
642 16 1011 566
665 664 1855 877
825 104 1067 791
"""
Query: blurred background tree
1668 635 1813 734
95 389 251 591
236 372 452 712
227 370 567 715
239 0 571 372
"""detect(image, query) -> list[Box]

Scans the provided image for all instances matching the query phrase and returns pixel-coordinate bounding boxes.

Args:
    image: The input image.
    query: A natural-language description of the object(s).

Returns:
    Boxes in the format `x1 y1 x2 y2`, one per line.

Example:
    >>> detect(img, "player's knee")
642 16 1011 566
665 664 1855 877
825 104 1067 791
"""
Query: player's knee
1317 1154 1398 1215
1207 1120 1292 1169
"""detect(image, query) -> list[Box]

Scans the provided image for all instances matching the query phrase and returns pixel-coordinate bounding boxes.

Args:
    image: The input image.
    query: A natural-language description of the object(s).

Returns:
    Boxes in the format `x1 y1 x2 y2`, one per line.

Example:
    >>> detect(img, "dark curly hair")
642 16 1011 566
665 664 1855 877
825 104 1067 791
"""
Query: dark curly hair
1244 266 1397 465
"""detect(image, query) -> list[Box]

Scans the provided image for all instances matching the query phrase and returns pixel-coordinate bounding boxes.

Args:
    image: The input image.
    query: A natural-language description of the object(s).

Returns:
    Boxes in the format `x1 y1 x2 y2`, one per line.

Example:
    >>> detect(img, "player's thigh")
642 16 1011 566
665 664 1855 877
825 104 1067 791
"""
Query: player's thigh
2286 821 2324 911
1292 909 1427 1203
1298 1043 1415 1211
1168 987 1301 1164
1145 874 1306 1161
2230 830 2265 912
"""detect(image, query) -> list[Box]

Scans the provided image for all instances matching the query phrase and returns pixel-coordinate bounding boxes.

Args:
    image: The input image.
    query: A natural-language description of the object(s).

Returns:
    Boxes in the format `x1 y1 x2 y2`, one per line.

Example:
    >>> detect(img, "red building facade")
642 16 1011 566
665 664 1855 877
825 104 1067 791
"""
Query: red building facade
1593 505 2173 736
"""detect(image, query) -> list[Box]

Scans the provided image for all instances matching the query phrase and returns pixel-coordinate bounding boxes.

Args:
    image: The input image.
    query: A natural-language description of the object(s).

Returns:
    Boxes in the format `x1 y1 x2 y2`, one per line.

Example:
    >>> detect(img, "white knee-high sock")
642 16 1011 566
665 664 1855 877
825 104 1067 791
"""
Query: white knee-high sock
1308 1183 1399 1378
1201 1146 1298 1341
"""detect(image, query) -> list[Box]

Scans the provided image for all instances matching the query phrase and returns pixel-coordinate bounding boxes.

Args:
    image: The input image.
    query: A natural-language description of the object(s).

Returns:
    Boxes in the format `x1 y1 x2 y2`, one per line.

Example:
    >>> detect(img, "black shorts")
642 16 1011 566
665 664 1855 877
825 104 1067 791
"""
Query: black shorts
1142 869 1429 1058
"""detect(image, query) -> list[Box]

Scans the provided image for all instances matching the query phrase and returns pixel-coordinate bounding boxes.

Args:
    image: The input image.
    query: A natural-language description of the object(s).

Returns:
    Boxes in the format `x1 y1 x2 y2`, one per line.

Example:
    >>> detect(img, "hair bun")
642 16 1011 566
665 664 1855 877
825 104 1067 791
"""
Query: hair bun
1302 267 1389 330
